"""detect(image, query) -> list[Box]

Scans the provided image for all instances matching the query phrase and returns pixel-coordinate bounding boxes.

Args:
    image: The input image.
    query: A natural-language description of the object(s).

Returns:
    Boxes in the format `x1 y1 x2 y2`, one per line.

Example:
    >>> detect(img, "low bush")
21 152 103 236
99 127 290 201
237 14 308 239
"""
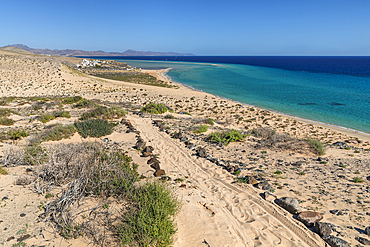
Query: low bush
353 177 364 183
0 166 8 175
73 99 98 108
74 119 117 138
0 108 17 117
306 138 325 155
62 96 83 104
141 102 168 114
79 106 127 120
206 129 247 145
41 124 77 142
0 117 15 126
194 125 209 134
8 129 29 140
204 118 215 125
164 114 176 119
117 180 179 247
39 113 56 123
53 111 71 118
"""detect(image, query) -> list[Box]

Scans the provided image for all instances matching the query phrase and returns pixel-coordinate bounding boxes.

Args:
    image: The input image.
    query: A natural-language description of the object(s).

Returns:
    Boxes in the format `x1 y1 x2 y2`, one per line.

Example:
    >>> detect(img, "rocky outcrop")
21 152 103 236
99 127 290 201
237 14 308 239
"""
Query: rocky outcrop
297 211 323 227
275 197 302 214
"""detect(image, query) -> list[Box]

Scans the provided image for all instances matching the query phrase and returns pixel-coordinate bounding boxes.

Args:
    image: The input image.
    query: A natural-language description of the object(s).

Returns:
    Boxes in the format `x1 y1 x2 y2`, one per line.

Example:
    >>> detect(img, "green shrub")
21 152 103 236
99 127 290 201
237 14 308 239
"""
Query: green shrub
74 119 117 138
41 124 77 142
204 118 215 125
0 166 8 175
0 97 15 106
0 108 17 117
79 106 127 120
53 111 71 118
141 102 168 114
206 129 247 145
24 143 48 165
306 138 325 155
73 99 97 108
353 177 364 183
8 129 29 140
0 117 15 126
194 125 209 134
39 113 56 123
62 96 83 104
117 180 179 247
164 114 175 119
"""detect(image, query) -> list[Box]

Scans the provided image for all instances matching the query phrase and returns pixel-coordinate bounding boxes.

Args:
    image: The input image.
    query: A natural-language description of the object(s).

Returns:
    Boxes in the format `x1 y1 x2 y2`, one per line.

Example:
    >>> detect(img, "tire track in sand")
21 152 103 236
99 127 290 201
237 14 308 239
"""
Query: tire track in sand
129 116 325 247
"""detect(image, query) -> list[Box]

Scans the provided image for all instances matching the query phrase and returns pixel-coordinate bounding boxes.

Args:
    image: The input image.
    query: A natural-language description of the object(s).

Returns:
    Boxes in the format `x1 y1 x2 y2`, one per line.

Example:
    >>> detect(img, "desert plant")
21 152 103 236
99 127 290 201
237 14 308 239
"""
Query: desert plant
40 124 77 142
164 114 175 119
53 111 71 118
306 138 325 155
206 129 247 145
73 99 97 108
39 113 56 123
353 177 364 183
194 125 209 134
141 102 168 114
62 96 83 104
79 106 127 120
0 166 8 175
0 117 15 126
8 129 29 140
74 119 117 138
117 180 179 247
204 118 215 125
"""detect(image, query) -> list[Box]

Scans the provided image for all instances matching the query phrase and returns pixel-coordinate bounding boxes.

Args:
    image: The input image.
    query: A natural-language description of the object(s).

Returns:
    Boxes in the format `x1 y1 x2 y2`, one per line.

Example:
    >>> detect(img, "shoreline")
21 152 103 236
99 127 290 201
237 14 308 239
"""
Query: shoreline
151 68 370 142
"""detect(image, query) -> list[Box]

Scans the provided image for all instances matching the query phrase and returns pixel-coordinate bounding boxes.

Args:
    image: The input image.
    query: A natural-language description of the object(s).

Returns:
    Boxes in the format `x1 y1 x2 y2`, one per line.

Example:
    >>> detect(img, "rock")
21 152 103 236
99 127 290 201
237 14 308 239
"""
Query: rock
154 169 165 177
172 131 182 139
314 222 332 237
263 191 277 201
180 184 186 188
150 162 160 171
257 181 272 191
322 235 350 247
196 147 207 158
297 211 323 227
153 120 163 126
356 236 370 245
147 157 160 165
20 213 26 217
135 141 146 150
292 161 306 167
6 236 14 241
142 152 152 157
17 234 31 242
247 176 258 185
159 125 166 131
365 226 370 236
144 146 154 153
275 197 302 214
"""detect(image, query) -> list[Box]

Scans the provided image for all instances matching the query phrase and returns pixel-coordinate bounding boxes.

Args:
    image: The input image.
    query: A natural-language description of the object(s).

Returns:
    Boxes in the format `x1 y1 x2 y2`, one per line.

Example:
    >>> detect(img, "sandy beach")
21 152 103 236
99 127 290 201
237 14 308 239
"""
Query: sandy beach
1 47 370 246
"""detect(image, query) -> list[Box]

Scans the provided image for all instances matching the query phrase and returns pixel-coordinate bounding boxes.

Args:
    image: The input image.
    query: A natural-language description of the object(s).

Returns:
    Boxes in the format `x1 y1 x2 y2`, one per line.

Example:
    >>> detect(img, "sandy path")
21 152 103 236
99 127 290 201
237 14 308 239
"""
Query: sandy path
128 114 326 247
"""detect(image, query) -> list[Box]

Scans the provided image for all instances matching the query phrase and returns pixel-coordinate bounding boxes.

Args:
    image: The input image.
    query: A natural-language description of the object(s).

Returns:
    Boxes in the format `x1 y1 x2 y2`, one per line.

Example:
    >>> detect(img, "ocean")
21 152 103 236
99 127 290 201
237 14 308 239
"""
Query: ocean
86 56 370 134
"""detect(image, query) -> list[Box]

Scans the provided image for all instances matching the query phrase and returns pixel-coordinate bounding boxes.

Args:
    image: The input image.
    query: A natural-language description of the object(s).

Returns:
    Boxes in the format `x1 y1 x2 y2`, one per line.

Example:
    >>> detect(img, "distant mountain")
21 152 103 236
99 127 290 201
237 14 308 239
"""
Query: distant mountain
2 44 195 56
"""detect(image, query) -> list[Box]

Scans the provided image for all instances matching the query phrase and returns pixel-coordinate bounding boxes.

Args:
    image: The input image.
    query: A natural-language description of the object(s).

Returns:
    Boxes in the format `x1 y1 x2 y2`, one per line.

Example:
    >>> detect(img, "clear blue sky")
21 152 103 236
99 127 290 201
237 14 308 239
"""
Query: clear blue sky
1 0 369 55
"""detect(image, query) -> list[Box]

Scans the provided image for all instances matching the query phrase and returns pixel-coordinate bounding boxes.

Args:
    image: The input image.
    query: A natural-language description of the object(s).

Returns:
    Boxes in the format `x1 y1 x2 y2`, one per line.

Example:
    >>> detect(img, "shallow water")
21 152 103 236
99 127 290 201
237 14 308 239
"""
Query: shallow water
105 58 370 134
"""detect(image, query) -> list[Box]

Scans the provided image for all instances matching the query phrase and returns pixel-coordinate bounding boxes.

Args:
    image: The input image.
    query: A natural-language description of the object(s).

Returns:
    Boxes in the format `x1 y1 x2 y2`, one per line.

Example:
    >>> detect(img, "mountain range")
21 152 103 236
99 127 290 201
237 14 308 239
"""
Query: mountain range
1 44 195 56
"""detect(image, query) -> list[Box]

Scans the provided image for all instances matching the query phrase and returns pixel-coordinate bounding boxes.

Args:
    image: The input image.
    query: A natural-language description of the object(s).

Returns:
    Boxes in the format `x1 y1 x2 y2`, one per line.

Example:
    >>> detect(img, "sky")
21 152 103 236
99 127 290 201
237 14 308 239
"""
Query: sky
1 0 370 55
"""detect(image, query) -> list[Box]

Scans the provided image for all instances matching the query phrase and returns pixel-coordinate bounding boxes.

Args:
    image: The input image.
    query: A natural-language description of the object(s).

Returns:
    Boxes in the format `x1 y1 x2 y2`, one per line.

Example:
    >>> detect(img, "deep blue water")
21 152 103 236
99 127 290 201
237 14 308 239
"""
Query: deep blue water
84 56 370 133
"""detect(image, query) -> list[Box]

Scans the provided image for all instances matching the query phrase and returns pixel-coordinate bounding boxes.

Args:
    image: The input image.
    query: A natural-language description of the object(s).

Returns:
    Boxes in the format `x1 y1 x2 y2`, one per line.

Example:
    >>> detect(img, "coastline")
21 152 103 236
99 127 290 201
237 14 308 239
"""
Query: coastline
150 68 370 142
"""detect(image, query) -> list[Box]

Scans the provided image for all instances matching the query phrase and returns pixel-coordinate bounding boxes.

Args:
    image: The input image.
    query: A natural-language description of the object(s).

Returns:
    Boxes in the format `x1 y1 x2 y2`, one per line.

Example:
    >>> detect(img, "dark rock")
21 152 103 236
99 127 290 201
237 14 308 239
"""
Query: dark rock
135 141 146 150
159 125 166 131
150 162 160 171
2 197 8 200
154 169 165 177
275 197 302 214
180 184 186 188
297 211 323 227
147 157 160 165
246 176 258 185
172 131 182 139
17 234 31 242
142 152 152 157
20 213 26 217
6 236 14 241
365 226 370 236
257 181 272 191
144 146 154 153
314 222 332 237
292 161 306 167
153 120 163 126
196 147 207 158
356 236 370 245
322 235 350 247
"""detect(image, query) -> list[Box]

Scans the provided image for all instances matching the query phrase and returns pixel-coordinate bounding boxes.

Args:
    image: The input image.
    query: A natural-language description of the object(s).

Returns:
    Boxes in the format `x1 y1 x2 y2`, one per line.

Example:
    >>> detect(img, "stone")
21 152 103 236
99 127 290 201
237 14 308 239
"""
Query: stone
154 169 165 177
20 213 26 217
297 211 323 227
314 222 332 237
147 157 160 165
263 191 277 201
172 132 182 139
142 152 152 157
180 184 186 189
150 162 160 171
275 197 302 214
197 147 207 158
322 235 350 247
257 181 272 191
17 234 31 242
356 236 370 245
292 161 306 167
247 176 258 185
144 146 154 153
135 141 146 150
365 226 370 236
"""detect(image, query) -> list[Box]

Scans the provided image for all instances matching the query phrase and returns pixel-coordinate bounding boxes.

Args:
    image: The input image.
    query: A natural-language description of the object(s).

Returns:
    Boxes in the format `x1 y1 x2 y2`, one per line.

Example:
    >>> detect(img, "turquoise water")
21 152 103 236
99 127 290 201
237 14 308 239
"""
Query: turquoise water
115 59 370 134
